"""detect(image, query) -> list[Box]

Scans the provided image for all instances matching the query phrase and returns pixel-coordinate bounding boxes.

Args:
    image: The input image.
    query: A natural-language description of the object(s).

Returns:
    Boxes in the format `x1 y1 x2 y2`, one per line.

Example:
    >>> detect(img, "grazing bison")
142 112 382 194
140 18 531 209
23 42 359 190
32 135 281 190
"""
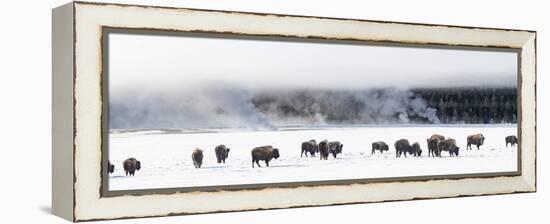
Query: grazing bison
505 135 518 147
411 142 422 157
395 139 413 158
123 158 141 176
215 144 230 163
437 138 459 157
107 161 115 174
192 148 204 168
328 141 343 158
467 133 485 150
301 140 318 157
318 140 330 160
371 141 389 154
251 145 280 168
427 134 445 157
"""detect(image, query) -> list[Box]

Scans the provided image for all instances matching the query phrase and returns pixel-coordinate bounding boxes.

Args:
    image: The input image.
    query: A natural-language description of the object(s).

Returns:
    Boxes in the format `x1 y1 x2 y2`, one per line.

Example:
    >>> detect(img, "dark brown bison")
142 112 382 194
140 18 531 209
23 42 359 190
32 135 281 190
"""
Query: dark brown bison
427 134 445 157
318 140 329 160
192 148 204 168
395 139 413 158
123 158 141 176
430 134 445 141
437 138 459 157
328 141 343 158
467 133 485 150
411 142 422 157
427 138 440 157
301 140 318 157
108 161 115 174
215 144 230 163
371 141 389 154
251 145 280 168
505 135 518 147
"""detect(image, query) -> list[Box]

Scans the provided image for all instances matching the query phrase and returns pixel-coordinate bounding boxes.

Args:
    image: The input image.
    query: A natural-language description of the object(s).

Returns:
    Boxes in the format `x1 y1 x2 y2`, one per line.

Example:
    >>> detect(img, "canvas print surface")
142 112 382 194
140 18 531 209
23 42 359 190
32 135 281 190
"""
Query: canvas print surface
106 31 518 191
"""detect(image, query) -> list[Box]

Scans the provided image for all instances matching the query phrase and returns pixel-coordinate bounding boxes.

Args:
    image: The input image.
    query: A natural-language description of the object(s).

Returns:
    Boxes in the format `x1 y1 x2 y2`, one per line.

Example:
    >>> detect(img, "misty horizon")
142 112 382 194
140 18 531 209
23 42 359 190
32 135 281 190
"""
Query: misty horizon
108 33 517 92
109 87 517 129
107 32 518 129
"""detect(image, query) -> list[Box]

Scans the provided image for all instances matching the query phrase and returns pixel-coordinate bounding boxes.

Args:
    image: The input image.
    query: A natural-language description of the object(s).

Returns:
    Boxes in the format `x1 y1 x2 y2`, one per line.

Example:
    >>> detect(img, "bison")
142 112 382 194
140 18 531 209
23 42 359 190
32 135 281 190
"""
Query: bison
215 144 230 163
467 133 485 150
251 145 280 168
395 139 422 157
318 140 330 160
437 138 459 157
192 148 204 168
430 134 445 141
328 141 343 158
108 161 115 174
505 135 518 147
427 134 445 157
301 140 318 157
371 141 389 154
411 142 422 157
122 158 141 176
427 138 440 157
395 139 413 158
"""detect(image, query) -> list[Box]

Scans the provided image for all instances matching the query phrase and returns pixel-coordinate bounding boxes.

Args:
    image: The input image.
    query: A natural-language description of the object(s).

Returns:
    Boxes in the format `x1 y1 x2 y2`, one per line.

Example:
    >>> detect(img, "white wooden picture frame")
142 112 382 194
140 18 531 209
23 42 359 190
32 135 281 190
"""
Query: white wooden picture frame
52 1 536 222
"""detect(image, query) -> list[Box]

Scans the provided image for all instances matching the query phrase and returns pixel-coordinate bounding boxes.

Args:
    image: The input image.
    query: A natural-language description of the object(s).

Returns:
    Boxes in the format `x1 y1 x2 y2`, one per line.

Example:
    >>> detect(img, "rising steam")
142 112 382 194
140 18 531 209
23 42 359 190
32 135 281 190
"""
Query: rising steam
109 86 440 130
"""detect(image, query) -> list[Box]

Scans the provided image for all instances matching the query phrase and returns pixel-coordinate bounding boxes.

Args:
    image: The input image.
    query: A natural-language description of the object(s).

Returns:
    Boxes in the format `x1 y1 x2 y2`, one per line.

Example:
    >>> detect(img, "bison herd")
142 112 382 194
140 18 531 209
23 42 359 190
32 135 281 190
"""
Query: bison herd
426 134 459 157
394 139 422 158
301 139 343 159
108 134 518 176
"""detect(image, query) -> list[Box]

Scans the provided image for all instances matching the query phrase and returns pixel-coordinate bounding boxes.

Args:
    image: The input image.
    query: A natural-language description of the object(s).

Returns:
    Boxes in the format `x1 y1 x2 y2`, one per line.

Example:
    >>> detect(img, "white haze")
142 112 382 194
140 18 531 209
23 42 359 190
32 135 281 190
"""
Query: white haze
109 88 441 129
108 33 518 93
107 33 517 129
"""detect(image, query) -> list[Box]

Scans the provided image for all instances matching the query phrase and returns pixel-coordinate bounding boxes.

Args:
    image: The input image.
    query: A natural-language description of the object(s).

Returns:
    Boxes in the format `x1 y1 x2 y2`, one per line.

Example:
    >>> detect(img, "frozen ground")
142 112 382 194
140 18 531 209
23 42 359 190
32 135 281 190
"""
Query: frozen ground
109 125 518 190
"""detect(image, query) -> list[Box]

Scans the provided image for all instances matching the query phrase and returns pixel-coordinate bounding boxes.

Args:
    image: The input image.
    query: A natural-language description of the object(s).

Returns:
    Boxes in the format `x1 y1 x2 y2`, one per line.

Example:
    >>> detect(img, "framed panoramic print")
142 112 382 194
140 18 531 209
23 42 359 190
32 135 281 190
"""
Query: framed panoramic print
52 1 537 222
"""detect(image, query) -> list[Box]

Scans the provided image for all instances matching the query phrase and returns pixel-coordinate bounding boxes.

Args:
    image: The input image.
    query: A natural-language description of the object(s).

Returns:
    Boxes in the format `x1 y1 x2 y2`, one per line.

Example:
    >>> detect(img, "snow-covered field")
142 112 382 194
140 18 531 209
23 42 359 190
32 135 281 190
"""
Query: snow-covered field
108 125 518 190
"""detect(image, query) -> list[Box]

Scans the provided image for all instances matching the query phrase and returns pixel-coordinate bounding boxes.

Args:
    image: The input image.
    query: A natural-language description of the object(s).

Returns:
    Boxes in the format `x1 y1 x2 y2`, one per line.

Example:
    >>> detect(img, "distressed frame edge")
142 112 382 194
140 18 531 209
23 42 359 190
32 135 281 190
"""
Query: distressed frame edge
80 190 536 223
69 2 537 222
74 0 536 33
52 2 76 222
520 32 537 192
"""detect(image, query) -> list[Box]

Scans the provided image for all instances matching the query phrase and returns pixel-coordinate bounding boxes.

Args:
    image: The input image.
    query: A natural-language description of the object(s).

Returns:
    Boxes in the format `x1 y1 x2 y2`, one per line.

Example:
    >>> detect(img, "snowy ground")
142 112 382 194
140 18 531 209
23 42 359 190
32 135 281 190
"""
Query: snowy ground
108 125 518 190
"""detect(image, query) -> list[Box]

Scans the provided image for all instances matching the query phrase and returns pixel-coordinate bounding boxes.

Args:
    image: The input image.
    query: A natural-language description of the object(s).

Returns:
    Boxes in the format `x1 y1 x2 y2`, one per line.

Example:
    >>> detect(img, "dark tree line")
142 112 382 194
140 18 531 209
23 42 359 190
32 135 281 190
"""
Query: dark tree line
110 87 517 129
411 87 517 124
250 88 517 125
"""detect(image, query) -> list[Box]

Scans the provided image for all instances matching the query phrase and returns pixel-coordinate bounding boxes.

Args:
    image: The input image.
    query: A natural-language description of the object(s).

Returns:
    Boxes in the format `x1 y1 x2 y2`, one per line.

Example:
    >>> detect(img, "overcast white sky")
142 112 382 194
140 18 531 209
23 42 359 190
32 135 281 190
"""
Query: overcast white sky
108 33 517 92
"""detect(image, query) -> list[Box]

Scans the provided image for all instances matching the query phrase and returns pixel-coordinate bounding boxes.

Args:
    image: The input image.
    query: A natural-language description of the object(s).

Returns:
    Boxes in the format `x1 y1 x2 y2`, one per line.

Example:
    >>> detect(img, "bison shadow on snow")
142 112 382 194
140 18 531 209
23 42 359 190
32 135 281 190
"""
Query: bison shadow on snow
265 164 308 168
